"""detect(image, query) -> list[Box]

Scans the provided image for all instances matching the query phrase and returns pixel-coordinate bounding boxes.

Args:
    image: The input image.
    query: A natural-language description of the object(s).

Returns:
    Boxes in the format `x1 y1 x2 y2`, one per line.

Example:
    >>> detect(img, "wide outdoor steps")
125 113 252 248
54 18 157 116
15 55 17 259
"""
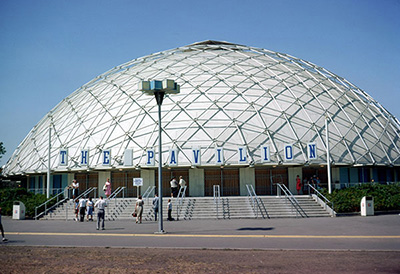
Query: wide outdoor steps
41 195 332 221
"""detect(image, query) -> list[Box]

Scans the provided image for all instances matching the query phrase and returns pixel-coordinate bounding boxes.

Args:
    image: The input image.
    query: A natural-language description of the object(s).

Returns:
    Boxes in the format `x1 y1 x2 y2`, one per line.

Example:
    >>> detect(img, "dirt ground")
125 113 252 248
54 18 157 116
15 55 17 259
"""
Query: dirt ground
1 246 400 273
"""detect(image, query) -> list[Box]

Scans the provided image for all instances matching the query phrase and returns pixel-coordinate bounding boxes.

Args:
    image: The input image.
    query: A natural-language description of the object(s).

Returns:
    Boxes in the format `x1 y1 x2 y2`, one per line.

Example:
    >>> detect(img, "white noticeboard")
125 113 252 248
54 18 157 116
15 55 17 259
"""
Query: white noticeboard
133 178 143 187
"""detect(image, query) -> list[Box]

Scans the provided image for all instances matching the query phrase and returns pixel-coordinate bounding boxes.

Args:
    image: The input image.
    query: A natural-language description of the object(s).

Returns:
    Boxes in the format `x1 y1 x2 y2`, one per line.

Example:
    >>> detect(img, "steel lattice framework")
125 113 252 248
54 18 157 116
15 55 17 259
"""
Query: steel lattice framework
3 40 400 175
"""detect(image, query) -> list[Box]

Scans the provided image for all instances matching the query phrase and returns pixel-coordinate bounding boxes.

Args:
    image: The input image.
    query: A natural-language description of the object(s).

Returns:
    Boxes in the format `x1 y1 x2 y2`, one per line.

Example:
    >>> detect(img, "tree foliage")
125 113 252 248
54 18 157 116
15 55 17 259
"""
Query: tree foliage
0 188 54 218
0 141 5 160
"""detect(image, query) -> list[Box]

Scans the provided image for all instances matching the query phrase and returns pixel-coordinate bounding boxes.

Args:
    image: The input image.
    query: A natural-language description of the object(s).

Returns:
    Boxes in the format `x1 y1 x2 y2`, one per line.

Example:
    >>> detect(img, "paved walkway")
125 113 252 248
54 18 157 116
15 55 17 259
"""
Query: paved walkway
2 214 400 250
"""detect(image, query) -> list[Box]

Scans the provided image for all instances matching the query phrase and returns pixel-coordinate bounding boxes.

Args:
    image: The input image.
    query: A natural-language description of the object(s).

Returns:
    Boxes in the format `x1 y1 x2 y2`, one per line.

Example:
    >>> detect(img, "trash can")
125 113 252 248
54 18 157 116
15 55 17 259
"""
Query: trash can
360 196 374 216
12 201 26 220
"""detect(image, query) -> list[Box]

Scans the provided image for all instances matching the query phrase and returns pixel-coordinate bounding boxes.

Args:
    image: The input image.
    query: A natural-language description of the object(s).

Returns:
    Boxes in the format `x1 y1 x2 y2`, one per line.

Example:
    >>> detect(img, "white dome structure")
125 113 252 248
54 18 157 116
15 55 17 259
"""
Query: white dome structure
3 40 400 196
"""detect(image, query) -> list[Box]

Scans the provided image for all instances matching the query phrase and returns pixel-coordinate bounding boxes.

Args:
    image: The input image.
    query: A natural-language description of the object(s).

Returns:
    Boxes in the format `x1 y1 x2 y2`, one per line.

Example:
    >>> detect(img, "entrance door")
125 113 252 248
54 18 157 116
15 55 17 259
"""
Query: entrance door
204 168 239 196
256 167 288 195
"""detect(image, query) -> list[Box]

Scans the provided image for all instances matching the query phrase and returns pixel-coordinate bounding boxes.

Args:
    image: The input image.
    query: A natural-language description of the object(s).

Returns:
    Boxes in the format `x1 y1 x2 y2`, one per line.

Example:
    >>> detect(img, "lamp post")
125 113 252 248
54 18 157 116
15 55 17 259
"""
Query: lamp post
139 79 180 233
326 116 332 194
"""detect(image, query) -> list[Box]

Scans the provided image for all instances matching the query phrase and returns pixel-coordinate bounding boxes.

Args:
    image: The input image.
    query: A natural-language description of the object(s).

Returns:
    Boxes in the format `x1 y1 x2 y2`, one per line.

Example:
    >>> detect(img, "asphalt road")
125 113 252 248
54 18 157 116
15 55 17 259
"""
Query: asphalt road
2 214 400 251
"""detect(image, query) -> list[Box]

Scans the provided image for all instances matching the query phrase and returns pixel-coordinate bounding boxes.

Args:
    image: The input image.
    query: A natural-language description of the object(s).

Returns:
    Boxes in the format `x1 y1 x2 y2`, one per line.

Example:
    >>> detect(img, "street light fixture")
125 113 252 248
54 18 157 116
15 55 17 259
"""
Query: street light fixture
139 79 180 233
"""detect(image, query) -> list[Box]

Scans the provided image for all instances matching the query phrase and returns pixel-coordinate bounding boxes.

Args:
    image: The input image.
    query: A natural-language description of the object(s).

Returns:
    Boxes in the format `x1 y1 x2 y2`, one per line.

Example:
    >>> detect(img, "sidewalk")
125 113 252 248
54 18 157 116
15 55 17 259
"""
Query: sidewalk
2 214 400 250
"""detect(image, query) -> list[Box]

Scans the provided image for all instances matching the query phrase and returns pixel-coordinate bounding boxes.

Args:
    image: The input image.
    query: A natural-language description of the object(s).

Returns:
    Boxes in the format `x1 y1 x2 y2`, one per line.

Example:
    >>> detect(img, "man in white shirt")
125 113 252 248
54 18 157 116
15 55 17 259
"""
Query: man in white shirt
72 179 79 199
170 177 178 197
178 176 186 188
78 197 87 222
94 196 107 230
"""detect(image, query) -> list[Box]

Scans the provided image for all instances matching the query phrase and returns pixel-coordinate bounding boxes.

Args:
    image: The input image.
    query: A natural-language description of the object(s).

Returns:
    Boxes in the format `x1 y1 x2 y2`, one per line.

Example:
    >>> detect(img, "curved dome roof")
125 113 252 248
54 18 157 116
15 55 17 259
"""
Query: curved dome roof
3 40 400 175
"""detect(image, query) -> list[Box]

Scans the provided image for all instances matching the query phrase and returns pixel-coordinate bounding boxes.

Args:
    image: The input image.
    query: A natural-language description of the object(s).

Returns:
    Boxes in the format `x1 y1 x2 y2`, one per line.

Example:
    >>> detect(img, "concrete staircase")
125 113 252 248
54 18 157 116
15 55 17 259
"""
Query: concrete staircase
40 198 136 221
40 195 333 221
257 196 333 218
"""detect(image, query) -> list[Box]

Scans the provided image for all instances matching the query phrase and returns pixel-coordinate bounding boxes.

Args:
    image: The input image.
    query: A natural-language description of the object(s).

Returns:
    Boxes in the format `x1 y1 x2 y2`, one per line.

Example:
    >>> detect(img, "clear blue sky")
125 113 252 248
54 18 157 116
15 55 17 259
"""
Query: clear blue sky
1 0 399 166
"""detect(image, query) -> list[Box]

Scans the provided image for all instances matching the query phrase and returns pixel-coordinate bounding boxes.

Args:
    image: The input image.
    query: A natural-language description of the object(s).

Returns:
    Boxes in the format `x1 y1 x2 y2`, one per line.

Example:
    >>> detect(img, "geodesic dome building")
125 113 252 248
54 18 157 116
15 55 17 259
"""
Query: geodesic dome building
3 40 400 196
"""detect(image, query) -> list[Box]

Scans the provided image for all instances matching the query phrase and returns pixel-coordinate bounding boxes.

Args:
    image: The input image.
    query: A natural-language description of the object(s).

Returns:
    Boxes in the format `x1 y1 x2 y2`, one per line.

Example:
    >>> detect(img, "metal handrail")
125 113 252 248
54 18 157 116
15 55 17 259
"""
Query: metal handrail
34 187 66 220
35 187 97 220
176 185 187 220
142 186 156 205
246 185 268 219
109 186 125 199
276 183 307 218
106 187 126 219
213 185 221 219
76 187 97 200
308 184 336 216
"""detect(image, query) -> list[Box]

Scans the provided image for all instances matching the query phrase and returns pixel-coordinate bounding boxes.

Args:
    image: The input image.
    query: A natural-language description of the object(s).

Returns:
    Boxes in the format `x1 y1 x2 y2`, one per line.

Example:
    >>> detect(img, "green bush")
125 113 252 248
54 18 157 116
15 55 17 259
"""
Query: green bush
0 188 56 218
322 183 400 213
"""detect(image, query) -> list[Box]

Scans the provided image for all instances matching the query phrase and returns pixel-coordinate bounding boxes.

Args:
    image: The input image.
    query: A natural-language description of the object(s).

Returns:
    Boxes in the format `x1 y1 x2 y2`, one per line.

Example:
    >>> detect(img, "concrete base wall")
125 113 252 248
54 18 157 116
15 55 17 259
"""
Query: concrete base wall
98 171 111 197
239 167 255 196
189 168 204 197
332 167 340 189
140 169 155 196
288 167 302 194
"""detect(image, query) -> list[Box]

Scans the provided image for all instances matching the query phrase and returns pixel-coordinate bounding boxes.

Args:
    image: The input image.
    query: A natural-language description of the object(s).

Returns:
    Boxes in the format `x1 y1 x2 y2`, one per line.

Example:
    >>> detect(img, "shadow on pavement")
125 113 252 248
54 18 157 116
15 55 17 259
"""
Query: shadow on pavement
237 227 274 231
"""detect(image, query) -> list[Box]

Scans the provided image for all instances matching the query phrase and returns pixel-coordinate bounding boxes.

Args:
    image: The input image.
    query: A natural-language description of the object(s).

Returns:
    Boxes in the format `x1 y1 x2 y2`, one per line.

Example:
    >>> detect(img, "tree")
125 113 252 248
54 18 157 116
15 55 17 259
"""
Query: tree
0 142 6 160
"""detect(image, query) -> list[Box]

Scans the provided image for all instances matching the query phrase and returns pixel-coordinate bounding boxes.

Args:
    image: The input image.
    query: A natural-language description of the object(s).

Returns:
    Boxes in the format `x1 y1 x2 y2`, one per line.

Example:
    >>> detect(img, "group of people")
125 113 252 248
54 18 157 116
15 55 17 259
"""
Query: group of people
132 193 176 223
132 176 188 223
69 175 186 226
74 197 95 222
70 178 112 200
170 176 186 197
70 177 112 230
296 175 321 195
73 196 108 230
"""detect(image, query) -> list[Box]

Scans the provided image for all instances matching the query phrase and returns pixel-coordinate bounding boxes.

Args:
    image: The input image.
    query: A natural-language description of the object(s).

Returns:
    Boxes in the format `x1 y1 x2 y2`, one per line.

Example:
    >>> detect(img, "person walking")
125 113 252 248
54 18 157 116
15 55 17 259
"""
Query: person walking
152 194 159 221
296 175 302 195
178 176 187 195
167 198 174 221
72 179 79 199
134 195 144 224
94 196 107 230
104 178 112 198
86 197 94 221
170 177 178 197
74 198 79 221
78 197 87 222
0 207 8 242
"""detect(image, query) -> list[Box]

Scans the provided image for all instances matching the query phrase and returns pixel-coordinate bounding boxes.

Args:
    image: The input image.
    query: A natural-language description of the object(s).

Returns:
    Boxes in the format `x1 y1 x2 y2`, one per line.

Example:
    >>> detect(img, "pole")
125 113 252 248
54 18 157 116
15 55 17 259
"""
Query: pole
326 117 332 194
47 126 51 199
155 91 165 233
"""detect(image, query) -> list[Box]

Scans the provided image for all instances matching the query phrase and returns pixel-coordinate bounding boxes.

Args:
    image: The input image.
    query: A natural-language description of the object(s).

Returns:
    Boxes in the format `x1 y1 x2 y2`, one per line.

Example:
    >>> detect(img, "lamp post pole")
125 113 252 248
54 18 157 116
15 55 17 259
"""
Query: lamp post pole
139 79 180 234
326 116 332 194
47 126 51 198
155 91 165 233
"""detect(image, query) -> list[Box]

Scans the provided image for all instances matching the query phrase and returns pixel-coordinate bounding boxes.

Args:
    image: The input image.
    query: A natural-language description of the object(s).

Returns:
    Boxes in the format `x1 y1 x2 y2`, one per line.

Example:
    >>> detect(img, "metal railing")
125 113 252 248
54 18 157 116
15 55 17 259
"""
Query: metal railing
29 188 64 195
76 187 98 200
34 187 98 221
308 184 336 216
34 187 68 220
107 187 126 218
142 186 156 205
109 186 126 199
213 185 221 219
176 185 187 220
276 183 307 218
246 184 268 219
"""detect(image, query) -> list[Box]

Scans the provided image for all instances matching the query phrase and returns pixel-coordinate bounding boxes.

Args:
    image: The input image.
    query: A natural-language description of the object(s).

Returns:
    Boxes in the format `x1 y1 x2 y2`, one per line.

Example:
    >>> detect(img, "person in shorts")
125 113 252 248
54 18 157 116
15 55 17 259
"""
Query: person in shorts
86 197 94 221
